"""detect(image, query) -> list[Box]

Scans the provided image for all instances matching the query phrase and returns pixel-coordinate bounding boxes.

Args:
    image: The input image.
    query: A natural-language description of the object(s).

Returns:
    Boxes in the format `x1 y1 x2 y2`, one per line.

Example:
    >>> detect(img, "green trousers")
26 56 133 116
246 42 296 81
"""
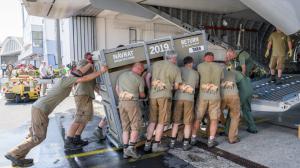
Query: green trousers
224 96 257 133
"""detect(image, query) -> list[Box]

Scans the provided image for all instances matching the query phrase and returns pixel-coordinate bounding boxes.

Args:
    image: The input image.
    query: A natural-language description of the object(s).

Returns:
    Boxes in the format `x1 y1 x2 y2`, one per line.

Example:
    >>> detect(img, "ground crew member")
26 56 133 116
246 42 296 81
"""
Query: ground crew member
145 50 182 152
220 68 241 144
5 63 108 167
116 62 145 159
191 52 224 148
226 48 254 77
169 56 199 151
65 52 97 150
225 53 258 134
265 27 293 84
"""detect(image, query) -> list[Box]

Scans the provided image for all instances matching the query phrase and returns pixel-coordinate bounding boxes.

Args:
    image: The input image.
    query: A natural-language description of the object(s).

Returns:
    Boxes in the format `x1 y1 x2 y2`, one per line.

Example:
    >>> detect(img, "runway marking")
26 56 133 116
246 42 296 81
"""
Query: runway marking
65 146 165 163
65 147 120 159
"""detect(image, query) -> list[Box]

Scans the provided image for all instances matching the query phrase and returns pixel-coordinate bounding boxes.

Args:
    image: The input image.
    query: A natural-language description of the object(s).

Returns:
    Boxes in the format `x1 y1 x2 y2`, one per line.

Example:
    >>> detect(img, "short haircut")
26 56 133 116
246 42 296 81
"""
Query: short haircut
227 47 235 53
133 62 143 67
84 52 92 58
165 50 178 59
204 52 214 57
183 56 194 65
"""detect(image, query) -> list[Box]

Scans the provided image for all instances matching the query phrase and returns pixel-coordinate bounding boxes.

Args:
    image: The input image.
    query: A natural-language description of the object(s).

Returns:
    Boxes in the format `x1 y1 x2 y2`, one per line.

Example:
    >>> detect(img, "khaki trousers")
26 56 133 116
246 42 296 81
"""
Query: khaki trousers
221 95 240 143
8 107 49 159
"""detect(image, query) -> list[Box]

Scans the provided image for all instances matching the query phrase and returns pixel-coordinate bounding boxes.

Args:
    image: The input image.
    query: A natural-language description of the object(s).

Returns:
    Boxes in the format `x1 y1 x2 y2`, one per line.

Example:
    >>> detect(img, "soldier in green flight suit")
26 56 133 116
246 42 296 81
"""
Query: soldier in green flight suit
224 52 258 134
226 48 254 77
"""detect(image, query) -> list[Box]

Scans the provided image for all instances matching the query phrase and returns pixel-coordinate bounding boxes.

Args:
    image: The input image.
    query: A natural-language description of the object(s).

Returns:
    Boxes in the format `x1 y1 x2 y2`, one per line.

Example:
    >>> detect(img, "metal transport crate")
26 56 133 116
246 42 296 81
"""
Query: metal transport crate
93 31 207 147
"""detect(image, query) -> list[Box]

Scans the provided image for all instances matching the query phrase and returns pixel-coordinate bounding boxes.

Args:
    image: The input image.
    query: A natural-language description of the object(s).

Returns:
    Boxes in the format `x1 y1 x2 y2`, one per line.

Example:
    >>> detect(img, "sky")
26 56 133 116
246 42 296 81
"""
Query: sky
0 0 23 44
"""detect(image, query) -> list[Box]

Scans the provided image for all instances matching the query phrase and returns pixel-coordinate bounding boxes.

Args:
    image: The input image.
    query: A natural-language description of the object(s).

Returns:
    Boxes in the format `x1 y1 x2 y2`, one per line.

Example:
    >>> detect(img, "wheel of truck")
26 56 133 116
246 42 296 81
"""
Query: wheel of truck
15 94 22 103
24 94 30 103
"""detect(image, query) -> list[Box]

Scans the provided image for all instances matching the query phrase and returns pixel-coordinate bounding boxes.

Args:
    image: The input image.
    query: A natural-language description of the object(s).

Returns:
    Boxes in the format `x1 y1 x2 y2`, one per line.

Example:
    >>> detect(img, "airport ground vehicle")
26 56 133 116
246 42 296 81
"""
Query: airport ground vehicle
2 75 40 103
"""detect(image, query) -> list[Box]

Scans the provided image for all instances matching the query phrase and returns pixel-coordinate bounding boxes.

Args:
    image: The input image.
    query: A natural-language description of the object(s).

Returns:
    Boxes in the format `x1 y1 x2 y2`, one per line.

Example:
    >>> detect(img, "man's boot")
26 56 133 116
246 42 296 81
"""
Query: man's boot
73 135 89 147
93 127 105 140
275 77 282 85
207 138 219 148
169 138 176 149
64 137 82 150
124 145 141 159
144 140 152 152
269 75 276 83
5 154 34 167
152 142 168 152
182 139 192 151
190 136 197 146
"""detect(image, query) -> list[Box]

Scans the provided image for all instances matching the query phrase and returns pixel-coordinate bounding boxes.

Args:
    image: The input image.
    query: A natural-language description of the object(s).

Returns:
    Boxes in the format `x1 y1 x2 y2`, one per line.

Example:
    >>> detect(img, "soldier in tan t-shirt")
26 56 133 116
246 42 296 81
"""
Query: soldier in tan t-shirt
191 52 224 148
145 50 182 153
169 56 199 151
220 68 241 144
65 52 97 150
5 62 108 167
116 62 145 159
265 27 292 84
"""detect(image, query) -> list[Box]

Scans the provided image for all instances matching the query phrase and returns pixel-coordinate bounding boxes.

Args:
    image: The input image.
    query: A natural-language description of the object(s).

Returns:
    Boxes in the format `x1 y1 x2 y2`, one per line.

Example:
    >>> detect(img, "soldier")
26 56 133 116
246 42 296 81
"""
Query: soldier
220 68 241 144
116 62 145 159
265 27 293 84
169 56 199 151
65 52 97 150
226 48 254 77
191 52 224 148
5 63 108 167
225 53 258 134
144 50 182 152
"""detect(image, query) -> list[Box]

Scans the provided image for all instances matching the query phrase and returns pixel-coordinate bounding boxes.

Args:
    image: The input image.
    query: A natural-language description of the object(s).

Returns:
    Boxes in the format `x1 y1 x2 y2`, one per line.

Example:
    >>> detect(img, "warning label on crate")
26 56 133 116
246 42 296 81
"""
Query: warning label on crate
181 37 200 48
189 45 205 53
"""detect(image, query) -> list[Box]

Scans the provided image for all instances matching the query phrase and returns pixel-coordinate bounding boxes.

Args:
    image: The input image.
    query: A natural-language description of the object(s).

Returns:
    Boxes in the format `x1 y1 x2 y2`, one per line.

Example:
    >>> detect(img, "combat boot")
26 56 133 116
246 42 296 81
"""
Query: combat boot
269 75 276 83
73 135 89 147
144 140 152 152
124 146 141 159
275 77 283 85
207 138 219 148
64 137 82 151
152 142 168 152
93 127 105 140
169 138 176 149
190 136 197 146
182 139 192 151
5 154 34 167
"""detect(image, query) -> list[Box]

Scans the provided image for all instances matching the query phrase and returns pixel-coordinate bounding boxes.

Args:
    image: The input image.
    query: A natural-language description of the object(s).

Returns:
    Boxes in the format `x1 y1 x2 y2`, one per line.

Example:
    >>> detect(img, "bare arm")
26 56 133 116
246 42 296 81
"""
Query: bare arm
288 40 292 51
267 41 272 50
241 64 247 76
145 72 152 89
115 84 120 96
76 66 107 83
78 63 93 74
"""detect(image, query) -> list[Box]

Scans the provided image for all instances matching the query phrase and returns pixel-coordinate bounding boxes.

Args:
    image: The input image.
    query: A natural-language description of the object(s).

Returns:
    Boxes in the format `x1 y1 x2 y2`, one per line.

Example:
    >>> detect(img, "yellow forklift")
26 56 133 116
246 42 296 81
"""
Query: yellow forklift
3 75 40 103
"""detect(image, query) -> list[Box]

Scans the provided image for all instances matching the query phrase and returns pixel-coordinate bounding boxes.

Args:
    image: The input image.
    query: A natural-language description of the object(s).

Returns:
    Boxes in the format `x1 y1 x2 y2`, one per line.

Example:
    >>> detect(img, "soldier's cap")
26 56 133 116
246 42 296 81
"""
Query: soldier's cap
165 50 178 59
204 52 214 57
71 69 83 77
